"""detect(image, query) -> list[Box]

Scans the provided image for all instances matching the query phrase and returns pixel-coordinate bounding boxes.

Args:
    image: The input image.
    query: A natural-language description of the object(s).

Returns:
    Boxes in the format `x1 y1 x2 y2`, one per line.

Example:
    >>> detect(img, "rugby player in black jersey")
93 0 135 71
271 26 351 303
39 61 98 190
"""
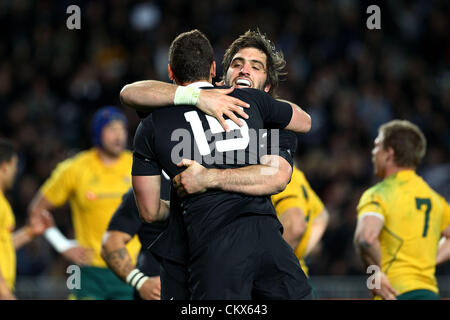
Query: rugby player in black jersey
129 30 312 299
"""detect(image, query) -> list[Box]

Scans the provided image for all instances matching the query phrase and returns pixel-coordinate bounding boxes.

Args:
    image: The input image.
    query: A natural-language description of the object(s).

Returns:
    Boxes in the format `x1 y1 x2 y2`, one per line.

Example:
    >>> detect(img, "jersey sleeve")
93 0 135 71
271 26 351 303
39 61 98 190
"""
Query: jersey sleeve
40 158 76 207
256 90 293 129
107 188 142 236
265 129 297 168
132 117 162 176
356 187 387 222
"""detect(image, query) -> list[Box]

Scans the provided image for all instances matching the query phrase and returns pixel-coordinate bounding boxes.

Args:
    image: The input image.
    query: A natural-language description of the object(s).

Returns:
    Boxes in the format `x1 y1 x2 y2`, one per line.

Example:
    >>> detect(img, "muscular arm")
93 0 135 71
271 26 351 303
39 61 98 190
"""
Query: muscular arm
354 214 399 300
278 99 311 134
353 215 383 269
120 81 177 111
173 154 292 197
278 207 307 250
304 208 329 256
101 230 161 300
101 231 134 281
120 80 249 131
132 175 170 223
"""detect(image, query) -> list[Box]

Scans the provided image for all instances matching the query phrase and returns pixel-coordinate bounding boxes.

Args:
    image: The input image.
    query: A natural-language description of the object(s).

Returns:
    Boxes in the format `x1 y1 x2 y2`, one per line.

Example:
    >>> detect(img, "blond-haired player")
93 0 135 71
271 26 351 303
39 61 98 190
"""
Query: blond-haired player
354 120 450 300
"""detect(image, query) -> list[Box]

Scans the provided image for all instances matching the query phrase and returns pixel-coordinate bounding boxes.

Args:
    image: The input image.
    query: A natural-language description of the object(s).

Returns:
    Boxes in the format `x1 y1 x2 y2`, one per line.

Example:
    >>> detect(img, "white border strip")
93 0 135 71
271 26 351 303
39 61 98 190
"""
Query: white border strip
359 211 385 223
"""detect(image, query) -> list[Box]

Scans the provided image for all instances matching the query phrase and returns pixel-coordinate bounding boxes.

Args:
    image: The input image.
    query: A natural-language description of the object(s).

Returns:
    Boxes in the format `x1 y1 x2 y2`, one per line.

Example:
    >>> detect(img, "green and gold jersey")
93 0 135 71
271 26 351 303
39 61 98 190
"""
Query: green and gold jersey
41 148 141 268
0 191 16 290
271 167 324 276
357 170 450 295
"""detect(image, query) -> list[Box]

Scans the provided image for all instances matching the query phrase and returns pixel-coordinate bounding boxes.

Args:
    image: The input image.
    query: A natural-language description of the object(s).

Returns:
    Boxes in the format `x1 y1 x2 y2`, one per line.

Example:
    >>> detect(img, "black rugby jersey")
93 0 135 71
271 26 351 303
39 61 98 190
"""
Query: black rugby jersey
132 86 297 252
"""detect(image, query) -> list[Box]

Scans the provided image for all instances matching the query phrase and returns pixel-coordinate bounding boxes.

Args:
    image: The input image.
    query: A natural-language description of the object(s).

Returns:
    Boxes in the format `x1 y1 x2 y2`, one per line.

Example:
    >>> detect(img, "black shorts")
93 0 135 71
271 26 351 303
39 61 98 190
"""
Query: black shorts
188 215 312 300
160 259 190 300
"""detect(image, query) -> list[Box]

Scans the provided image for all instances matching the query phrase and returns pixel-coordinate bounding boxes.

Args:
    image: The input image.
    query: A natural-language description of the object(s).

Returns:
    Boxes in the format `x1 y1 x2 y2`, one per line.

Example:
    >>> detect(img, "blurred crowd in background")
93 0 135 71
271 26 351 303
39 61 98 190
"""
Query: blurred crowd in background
0 0 449 286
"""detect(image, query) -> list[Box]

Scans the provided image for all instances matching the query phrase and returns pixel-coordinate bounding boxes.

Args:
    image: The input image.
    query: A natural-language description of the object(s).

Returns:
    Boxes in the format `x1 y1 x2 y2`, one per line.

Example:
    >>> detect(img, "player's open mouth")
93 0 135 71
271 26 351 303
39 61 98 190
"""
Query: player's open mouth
235 78 252 87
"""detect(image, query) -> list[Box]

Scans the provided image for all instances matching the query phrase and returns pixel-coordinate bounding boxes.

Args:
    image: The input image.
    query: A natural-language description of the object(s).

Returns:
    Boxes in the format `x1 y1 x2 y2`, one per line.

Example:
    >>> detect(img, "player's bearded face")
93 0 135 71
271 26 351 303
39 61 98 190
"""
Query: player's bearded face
101 120 127 157
372 133 387 178
225 47 271 92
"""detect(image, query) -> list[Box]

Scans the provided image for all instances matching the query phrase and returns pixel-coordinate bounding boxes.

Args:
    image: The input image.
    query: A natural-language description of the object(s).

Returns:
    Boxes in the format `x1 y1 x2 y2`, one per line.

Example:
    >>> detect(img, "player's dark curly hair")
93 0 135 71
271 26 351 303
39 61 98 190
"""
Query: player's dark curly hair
222 29 287 97
379 120 427 168
0 138 16 165
168 29 214 84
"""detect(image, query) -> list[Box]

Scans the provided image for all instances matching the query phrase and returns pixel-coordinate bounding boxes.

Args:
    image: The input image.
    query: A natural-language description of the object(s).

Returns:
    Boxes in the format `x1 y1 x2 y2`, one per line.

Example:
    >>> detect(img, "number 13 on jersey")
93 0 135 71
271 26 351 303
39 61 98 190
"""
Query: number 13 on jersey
184 111 249 155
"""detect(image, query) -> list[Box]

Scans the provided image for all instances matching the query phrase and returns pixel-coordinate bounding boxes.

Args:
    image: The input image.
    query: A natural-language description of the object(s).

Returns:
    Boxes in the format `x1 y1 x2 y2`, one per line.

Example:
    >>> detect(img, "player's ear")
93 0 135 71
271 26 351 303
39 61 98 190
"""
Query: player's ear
264 82 271 93
168 64 176 82
210 61 216 79
386 147 395 164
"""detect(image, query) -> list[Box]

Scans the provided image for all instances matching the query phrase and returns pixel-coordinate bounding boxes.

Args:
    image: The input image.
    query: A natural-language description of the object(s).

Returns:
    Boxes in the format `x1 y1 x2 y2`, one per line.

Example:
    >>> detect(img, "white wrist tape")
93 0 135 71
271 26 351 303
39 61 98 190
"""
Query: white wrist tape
174 86 200 106
44 227 78 253
126 268 148 290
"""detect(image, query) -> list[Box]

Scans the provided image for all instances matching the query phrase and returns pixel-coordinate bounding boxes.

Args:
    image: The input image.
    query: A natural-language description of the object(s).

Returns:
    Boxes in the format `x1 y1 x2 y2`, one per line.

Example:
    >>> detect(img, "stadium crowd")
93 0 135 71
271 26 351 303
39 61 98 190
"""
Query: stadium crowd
0 0 449 288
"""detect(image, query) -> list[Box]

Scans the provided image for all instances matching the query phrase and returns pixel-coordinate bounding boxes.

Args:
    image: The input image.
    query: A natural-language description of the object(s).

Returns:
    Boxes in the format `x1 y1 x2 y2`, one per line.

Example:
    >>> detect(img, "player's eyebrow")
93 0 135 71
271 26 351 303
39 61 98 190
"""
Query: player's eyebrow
232 57 266 70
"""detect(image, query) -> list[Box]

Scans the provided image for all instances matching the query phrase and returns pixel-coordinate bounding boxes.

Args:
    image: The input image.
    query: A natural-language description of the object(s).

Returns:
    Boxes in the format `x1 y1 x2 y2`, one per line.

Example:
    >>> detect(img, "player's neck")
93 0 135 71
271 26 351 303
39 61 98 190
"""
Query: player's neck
179 78 212 86
96 148 121 166
383 166 415 179
0 178 6 193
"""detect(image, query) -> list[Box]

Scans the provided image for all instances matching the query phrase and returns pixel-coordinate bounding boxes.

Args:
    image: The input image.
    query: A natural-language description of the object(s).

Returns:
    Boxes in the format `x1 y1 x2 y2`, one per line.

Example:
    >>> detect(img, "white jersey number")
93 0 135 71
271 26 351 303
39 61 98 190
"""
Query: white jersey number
184 111 249 155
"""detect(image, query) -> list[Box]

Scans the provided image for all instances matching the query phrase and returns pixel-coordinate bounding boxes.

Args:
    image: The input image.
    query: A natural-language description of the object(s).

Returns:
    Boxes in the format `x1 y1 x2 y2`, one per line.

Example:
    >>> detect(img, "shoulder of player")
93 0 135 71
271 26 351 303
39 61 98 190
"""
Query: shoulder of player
292 166 305 180
50 149 91 172
360 180 390 203
236 87 270 98
139 113 155 127
120 150 133 162
0 190 11 211
70 149 99 164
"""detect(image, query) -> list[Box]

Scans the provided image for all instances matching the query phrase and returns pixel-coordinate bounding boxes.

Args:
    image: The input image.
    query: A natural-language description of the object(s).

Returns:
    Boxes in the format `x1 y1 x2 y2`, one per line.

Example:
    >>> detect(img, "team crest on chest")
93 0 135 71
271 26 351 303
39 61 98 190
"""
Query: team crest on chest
86 191 97 200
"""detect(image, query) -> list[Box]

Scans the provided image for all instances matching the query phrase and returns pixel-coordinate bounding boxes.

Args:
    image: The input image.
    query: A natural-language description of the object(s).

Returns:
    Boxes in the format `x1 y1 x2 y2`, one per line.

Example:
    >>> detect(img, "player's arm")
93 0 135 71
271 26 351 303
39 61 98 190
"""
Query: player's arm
277 99 311 133
132 175 170 223
304 208 329 257
12 209 53 249
28 192 92 265
101 231 160 300
436 226 450 265
354 215 383 268
173 154 292 197
354 214 398 300
261 95 311 134
277 207 307 250
120 80 249 131
0 267 15 300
